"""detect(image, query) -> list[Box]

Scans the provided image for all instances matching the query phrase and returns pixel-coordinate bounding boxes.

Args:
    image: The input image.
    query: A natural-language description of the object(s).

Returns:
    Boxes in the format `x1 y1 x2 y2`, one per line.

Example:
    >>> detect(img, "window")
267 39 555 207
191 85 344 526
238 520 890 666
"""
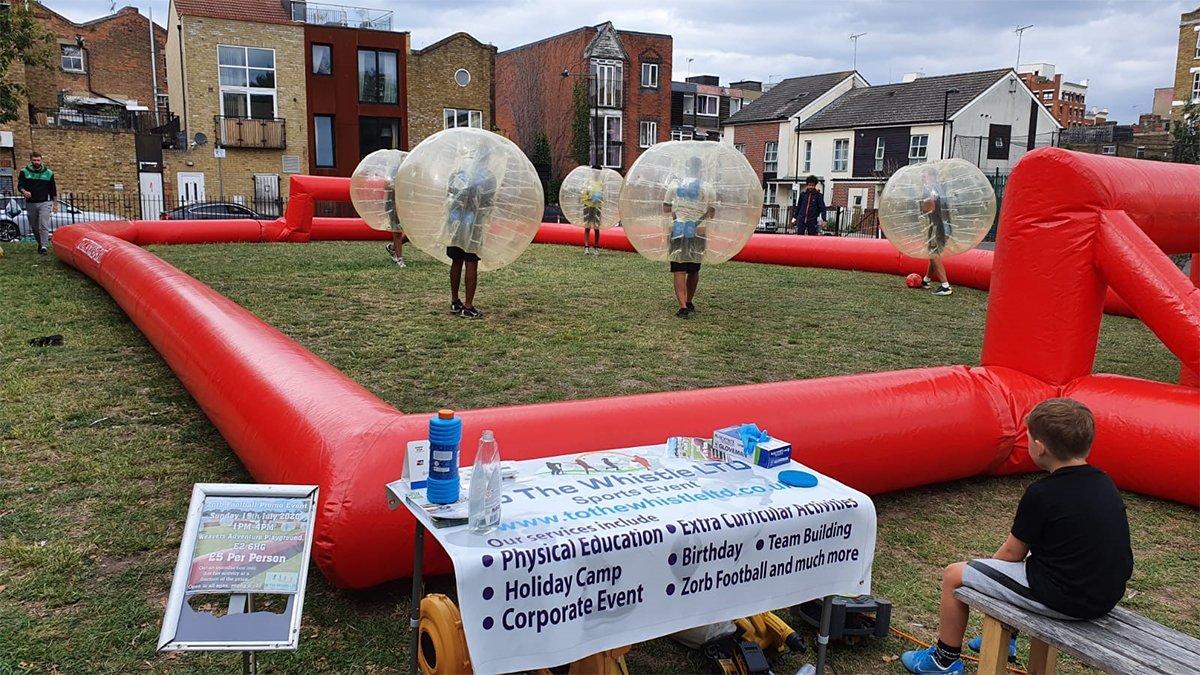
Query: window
764 184 777 205
1193 73 1200 103
359 117 400 157
729 98 742 116
1195 29 1199 59
908 134 929 164
1135 146 1145 159
61 44 84 72
697 94 719 116
593 60 623 108
639 120 657 147
833 138 849 172
734 143 745 155
1101 145 1116 155
986 124 1012 160
598 113 622 167
314 115 335 167
682 94 694 116
763 141 778 173
802 140 812 173
219 45 276 119
455 69 471 87
312 44 331 75
443 108 483 129
358 49 398 104
670 129 693 141
874 138 885 171
1042 91 1053 100
640 62 658 89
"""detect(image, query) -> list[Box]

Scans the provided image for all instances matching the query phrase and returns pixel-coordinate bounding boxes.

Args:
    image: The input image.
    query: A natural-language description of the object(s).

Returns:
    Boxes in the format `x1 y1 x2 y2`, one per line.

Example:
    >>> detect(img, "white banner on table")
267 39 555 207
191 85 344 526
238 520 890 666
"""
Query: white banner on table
416 444 876 675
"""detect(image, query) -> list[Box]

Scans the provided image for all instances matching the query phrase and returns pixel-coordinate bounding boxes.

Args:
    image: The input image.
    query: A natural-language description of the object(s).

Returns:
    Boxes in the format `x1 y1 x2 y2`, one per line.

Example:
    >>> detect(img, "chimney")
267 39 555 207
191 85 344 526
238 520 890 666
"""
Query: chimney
901 72 925 83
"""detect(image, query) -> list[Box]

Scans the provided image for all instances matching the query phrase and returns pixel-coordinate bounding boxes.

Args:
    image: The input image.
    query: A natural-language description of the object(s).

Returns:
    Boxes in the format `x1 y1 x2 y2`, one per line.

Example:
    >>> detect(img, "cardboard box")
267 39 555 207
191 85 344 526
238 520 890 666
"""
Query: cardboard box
711 425 749 461
752 437 793 468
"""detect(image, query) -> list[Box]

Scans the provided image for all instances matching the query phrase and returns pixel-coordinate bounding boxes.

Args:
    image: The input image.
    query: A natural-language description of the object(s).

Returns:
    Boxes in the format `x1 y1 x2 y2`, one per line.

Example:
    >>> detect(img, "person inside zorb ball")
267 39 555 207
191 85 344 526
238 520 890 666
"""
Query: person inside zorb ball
559 165 623 255
618 141 762 318
348 149 410 266
878 158 997 296
394 127 543 317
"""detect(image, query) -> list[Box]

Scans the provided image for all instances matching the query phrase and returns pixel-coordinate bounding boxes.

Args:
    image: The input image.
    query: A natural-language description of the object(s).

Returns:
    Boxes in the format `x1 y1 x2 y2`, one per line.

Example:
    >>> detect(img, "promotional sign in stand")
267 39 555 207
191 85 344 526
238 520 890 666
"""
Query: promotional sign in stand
158 483 319 674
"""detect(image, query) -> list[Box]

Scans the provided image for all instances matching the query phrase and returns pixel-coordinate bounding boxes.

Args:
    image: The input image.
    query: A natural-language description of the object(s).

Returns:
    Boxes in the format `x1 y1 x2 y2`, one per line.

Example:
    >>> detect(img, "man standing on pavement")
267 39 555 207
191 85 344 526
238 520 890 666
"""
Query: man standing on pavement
18 151 58 254
792 174 826 235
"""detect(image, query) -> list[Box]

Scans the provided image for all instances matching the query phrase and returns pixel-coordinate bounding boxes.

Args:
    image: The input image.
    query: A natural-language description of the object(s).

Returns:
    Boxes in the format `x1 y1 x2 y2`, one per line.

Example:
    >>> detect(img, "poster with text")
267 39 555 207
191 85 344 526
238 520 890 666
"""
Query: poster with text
186 496 313 594
411 445 877 674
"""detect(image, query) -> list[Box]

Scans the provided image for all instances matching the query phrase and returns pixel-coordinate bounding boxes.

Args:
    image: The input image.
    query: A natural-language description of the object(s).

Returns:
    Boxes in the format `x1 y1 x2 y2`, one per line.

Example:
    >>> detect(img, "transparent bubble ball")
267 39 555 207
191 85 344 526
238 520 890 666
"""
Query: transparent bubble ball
559 166 624 230
395 127 544 272
350 149 409 232
618 141 762 264
878 158 997 259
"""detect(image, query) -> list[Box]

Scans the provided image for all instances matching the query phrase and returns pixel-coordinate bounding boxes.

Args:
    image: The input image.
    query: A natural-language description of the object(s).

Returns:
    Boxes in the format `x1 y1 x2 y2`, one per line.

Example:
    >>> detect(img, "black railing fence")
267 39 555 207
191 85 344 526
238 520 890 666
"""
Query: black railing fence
0 191 285 226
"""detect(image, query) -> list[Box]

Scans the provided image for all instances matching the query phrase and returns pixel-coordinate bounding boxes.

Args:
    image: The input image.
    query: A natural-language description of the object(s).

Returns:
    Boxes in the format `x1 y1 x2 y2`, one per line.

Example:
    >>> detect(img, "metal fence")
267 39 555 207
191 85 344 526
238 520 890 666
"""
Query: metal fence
761 205 882 238
0 191 285 225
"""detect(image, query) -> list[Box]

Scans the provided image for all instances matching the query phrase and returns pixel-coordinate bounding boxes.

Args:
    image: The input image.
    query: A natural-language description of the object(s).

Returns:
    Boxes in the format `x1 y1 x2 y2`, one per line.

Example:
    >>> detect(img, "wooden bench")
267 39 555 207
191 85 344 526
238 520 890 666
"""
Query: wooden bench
954 587 1200 674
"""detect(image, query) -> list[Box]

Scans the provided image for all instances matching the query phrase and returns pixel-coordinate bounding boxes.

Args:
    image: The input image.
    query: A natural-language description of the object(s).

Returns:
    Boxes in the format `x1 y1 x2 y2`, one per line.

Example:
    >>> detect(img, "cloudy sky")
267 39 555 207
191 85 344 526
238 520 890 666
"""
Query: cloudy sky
50 0 1191 124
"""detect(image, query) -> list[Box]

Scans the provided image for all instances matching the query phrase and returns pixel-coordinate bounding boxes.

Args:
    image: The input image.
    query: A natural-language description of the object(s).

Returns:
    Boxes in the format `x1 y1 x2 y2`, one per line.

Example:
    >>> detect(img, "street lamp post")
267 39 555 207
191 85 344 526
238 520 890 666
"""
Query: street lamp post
942 87 960 160
977 113 991 168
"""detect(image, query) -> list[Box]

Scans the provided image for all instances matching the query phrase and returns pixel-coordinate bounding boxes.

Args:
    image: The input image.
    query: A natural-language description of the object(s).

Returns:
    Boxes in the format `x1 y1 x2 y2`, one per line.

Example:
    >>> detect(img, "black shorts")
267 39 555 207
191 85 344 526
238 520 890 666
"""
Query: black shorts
670 261 701 273
446 246 480 262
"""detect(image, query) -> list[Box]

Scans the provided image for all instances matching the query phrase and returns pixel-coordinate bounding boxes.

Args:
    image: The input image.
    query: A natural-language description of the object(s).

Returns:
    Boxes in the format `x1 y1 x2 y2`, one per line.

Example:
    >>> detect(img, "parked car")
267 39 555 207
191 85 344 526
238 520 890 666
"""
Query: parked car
0 196 123 241
756 212 778 233
542 203 565 223
160 202 264 220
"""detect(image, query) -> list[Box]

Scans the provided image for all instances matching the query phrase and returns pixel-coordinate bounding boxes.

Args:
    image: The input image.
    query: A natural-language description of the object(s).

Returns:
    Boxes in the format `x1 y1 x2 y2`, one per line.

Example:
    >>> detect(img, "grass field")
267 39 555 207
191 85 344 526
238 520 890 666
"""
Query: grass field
1 239 1195 674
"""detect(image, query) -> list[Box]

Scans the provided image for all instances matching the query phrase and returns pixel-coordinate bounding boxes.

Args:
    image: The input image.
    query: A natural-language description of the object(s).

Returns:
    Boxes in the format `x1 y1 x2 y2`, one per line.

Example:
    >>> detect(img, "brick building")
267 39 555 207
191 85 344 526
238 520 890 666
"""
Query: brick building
408 33 496 147
1018 63 1092 128
670 76 762 142
1169 7 1200 121
0 4 169 202
495 22 672 181
165 0 308 214
303 10 408 176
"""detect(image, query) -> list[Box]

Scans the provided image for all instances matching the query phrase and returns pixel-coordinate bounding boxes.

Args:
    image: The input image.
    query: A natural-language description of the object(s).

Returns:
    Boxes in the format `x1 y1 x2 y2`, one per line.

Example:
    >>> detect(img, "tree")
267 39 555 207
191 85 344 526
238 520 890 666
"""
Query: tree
569 79 590 167
1171 102 1199 164
0 2 54 125
531 130 553 204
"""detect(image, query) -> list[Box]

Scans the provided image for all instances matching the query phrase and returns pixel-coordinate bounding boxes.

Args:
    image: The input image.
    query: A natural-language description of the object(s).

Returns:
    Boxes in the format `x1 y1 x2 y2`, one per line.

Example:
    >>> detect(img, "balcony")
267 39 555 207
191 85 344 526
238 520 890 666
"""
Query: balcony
215 116 287 149
288 1 392 30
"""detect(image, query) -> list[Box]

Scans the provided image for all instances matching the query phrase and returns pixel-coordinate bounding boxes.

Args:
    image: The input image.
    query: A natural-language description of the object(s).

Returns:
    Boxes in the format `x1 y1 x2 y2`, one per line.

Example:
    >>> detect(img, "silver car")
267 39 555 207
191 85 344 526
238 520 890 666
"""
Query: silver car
0 196 123 242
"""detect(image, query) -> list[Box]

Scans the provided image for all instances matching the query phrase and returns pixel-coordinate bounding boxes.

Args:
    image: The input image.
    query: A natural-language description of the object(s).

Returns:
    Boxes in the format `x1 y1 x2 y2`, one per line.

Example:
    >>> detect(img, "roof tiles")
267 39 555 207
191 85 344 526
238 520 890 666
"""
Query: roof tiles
174 0 297 26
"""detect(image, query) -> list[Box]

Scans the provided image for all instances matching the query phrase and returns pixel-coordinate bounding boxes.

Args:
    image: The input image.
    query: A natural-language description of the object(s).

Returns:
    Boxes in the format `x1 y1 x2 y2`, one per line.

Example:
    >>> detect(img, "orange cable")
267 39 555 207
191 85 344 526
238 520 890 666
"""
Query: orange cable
888 625 1028 675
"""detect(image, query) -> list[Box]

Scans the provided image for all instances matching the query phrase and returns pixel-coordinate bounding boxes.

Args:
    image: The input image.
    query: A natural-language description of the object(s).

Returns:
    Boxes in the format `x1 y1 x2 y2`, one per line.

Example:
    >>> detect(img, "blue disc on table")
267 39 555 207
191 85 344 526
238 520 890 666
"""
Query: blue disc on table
779 470 818 487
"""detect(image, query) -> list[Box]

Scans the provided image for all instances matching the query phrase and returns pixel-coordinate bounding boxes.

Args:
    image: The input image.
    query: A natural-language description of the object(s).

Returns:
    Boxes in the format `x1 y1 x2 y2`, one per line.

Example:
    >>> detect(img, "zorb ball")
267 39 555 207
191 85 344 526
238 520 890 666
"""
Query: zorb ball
878 158 997 259
559 166 624 230
618 141 762 264
395 127 543 272
350 149 409 231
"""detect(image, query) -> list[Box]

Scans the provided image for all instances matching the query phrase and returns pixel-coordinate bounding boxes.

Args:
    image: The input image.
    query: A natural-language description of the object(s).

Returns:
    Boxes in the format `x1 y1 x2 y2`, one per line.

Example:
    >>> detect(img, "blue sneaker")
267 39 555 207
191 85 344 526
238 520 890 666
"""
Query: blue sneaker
901 646 962 674
967 635 1017 660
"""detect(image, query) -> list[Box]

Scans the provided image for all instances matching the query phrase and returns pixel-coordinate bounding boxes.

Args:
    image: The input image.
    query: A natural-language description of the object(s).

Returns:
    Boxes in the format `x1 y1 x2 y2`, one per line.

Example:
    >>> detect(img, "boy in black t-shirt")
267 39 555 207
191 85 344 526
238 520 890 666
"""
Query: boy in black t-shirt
902 398 1133 674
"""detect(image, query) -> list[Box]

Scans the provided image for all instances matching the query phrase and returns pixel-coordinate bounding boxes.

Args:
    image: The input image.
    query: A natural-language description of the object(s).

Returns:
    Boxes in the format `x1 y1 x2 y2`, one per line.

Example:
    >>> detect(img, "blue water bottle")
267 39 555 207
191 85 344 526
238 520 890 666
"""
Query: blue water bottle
427 409 462 504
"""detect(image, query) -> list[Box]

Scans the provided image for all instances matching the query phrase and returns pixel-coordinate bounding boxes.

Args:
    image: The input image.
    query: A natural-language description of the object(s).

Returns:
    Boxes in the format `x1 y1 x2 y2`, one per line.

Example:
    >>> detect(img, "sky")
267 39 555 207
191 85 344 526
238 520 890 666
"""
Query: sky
50 0 1192 125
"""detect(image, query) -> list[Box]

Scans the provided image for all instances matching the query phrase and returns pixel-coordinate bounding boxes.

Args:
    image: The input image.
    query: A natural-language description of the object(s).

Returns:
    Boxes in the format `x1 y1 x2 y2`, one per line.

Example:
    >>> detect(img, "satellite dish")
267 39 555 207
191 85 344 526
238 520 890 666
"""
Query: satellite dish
193 132 208 146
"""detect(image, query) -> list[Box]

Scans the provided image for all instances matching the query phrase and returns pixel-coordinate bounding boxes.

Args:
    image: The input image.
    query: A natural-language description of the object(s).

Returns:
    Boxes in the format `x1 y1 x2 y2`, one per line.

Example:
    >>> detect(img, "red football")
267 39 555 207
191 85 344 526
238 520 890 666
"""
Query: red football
905 273 923 288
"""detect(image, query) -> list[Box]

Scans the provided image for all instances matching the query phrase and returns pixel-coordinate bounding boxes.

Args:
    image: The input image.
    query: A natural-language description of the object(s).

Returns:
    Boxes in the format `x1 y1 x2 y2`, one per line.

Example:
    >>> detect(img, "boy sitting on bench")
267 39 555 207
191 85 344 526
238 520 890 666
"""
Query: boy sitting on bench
902 398 1133 674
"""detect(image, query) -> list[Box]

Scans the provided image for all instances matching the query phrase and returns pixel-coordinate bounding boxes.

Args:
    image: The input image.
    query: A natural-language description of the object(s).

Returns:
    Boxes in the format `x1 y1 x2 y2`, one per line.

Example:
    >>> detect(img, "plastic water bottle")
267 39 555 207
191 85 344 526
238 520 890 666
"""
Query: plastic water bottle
426 409 462 504
468 430 502 533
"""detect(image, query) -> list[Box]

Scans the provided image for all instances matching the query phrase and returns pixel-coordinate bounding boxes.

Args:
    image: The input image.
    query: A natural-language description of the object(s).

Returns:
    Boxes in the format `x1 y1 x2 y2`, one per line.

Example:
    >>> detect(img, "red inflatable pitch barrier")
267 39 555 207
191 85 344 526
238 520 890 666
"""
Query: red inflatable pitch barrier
50 149 1199 589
